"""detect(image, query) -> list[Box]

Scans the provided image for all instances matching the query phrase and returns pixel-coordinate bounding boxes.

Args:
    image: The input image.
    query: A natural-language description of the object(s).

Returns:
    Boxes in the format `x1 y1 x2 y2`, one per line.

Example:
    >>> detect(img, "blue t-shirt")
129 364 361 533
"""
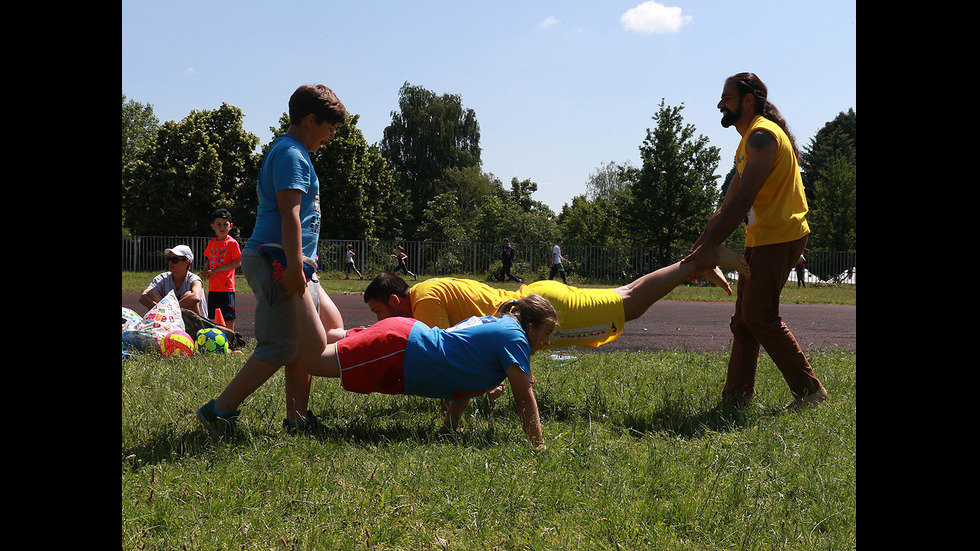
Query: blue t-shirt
246 134 321 260
403 315 530 400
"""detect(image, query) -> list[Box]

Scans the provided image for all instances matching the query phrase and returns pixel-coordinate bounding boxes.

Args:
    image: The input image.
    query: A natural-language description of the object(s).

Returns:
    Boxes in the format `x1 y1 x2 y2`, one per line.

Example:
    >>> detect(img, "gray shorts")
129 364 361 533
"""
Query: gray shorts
242 249 321 366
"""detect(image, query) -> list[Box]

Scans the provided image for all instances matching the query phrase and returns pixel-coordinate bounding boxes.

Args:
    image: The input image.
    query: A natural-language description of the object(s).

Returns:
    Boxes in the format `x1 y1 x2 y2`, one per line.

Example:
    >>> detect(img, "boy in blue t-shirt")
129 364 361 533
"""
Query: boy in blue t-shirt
197 84 348 437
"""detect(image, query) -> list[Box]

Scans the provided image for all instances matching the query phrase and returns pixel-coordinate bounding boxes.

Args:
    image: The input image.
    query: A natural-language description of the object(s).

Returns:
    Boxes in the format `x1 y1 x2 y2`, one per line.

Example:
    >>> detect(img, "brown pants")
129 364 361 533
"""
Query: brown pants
724 235 823 401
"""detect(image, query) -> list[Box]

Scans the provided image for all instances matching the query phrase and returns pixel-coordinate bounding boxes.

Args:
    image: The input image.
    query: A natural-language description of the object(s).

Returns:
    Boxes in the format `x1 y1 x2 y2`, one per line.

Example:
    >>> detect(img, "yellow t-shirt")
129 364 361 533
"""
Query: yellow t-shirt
408 278 626 349
523 280 624 349
736 115 810 247
409 278 519 329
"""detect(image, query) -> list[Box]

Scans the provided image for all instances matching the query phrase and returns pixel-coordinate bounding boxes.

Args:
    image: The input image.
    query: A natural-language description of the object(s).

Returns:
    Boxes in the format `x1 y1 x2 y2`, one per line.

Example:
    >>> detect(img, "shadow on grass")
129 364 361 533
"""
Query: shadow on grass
123 397 511 468
612 402 787 439
534 386 787 440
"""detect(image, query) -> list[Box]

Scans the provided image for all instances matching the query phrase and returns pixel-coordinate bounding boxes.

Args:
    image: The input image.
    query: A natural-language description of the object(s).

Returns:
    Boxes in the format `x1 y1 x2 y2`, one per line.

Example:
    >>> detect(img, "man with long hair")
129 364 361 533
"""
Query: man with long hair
685 72 827 410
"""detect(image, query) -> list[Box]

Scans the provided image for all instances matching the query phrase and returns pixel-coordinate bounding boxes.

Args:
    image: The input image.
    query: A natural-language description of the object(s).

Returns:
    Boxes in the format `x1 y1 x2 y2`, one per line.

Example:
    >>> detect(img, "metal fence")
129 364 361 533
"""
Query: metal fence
122 235 856 286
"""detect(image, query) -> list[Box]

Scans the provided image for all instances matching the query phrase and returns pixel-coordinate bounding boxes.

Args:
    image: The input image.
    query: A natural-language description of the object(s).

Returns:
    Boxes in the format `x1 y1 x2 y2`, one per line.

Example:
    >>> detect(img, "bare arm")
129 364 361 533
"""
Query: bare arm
138 287 161 310
686 129 776 271
177 279 204 311
201 257 242 278
277 188 307 296
507 364 545 450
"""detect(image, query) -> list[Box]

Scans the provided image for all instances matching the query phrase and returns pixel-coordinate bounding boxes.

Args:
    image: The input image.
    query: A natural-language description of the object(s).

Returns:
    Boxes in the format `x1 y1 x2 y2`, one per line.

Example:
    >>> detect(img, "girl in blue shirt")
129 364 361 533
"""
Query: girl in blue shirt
293 293 557 449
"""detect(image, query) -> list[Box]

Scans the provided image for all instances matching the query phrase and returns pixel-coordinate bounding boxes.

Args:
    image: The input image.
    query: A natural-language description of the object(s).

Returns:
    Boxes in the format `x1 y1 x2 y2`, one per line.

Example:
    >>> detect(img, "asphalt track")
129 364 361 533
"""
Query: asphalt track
122 291 855 354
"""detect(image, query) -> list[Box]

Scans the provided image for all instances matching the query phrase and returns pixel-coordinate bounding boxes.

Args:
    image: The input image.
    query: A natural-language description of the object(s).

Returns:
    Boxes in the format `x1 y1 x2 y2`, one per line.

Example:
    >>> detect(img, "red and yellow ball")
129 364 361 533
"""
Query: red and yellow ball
160 330 196 357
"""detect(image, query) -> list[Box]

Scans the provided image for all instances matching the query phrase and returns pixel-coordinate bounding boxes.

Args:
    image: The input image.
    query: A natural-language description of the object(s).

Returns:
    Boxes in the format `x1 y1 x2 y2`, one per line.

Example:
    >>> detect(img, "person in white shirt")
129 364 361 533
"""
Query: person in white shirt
548 238 569 284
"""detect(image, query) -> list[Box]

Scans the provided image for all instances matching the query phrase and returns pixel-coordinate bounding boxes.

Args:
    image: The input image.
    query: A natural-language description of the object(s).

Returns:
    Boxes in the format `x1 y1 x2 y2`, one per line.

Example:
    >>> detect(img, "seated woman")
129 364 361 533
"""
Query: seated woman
139 245 208 317
293 291 558 449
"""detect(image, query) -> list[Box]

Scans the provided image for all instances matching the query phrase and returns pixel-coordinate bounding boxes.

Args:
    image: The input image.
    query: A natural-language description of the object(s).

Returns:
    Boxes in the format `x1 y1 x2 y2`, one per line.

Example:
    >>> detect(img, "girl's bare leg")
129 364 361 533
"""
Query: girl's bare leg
292 292 341 378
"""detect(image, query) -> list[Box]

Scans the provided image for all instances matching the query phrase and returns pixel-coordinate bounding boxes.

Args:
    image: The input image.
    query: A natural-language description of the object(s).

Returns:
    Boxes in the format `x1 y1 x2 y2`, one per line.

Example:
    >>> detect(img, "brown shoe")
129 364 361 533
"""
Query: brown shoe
785 386 828 410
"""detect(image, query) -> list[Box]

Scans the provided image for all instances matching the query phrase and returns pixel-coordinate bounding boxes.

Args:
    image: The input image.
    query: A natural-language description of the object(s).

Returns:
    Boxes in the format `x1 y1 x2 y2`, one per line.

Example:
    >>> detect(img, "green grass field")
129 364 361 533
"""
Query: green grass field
122 272 855 549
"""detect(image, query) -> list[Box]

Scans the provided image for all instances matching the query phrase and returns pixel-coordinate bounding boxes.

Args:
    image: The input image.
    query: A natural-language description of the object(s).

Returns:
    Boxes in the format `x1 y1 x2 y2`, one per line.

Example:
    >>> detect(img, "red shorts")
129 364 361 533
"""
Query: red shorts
335 316 416 395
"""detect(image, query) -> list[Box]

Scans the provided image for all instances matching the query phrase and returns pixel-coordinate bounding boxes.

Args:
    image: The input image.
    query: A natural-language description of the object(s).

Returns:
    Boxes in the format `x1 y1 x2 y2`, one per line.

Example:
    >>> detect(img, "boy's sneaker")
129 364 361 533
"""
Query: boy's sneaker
197 399 240 438
283 410 326 433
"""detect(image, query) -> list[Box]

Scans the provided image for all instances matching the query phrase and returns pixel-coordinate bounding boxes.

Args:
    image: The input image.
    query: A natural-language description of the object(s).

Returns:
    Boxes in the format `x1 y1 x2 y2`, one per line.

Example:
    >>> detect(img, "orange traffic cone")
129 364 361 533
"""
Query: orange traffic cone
214 307 226 327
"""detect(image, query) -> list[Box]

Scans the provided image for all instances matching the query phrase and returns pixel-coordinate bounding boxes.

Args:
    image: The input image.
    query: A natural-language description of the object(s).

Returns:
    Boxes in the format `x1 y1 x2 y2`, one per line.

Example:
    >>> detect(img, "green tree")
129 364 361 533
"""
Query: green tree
556 160 637 247
122 103 260 237
418 192 468 242
585 160 637 201
807 153 856 251
800 109 856 252
622 100 721 265
467 175 557 246
419 166 496 242
312 115 406 241
801 109 856 198
122 93 159 171
380 82 481 235
122 94 160 233
557 194 622 247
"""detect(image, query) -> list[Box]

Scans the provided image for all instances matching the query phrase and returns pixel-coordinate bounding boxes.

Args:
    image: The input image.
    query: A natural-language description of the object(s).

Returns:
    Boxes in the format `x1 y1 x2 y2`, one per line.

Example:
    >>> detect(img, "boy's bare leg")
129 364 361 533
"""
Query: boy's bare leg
215 356 282 413
617 246 748 322
616 261 699 322
700 266 733 295
283 359 313 424
714 246 751 280
691 247 751 295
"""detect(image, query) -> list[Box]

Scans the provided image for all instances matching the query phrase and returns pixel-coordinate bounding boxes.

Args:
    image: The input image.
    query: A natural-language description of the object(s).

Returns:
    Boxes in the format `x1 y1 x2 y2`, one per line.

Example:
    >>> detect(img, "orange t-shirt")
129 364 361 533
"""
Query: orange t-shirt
204 236 241 292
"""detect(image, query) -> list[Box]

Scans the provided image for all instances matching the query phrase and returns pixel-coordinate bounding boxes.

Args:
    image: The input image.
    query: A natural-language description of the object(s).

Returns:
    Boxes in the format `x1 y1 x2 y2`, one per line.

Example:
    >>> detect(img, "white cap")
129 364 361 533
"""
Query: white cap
164 244 194 265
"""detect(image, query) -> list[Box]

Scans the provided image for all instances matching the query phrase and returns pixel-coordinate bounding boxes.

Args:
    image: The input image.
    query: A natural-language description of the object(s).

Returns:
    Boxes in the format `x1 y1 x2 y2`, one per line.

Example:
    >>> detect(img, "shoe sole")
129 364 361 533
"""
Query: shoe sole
197 408 226 438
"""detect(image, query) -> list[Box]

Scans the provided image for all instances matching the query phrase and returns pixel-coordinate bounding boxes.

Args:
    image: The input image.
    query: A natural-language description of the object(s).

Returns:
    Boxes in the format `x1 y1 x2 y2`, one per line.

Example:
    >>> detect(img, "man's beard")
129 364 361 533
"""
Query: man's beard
720 107 740 128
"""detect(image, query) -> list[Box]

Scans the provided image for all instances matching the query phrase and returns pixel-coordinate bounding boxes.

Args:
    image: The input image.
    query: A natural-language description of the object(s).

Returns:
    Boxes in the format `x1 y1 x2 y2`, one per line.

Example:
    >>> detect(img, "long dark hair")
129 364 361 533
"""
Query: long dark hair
728 72 799 159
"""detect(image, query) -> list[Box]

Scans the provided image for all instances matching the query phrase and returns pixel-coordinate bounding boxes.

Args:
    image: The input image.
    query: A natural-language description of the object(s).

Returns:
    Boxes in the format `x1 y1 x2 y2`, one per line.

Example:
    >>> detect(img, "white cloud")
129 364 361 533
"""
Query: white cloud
538 16 560 29
620 2 691 34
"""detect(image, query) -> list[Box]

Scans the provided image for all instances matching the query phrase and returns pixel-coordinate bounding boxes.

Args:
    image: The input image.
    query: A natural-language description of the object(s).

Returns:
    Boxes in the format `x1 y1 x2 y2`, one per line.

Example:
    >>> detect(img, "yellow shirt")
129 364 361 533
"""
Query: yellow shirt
408 278 625 349
523 280 624 348
736 115 810 247
410 278 519 329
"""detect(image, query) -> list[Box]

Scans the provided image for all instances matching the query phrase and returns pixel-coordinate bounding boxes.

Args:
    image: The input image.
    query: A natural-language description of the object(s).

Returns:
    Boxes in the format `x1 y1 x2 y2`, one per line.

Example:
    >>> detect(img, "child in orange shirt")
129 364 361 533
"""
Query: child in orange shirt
200 208 242 330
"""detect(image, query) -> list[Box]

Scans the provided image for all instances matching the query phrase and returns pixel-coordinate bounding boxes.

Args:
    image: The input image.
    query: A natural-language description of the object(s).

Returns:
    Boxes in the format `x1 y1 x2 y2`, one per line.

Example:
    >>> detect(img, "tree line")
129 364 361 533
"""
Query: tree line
122 83 855 264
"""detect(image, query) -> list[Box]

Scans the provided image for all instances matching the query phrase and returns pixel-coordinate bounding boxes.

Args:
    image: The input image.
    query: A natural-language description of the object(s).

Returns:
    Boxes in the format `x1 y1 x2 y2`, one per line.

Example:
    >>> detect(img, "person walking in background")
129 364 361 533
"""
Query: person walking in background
391 245 417 280
200 208 242 330
794 248 808 288
548 238 569 284
500 238 523 283
343 243 363 280
197 84 348 437
685 72 827 410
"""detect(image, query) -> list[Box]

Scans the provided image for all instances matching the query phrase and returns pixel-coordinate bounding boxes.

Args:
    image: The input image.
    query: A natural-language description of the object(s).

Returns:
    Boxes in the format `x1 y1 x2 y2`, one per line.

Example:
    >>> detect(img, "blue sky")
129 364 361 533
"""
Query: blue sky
122 1 856 214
